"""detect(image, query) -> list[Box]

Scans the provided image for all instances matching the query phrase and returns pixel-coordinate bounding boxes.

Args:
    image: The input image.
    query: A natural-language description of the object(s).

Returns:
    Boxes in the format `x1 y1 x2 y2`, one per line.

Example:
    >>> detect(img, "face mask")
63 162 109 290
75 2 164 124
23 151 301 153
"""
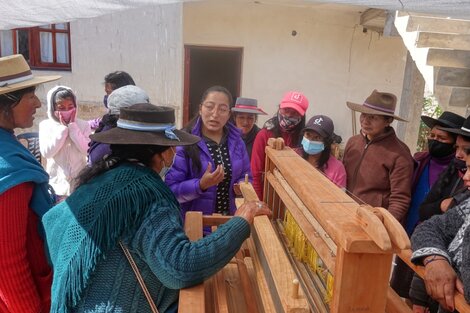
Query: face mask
54 108 76 124
302 137 324 155
454 158 467 171
159 148 176 179
103 95 108 108
278 113 301 131
428 139 455 158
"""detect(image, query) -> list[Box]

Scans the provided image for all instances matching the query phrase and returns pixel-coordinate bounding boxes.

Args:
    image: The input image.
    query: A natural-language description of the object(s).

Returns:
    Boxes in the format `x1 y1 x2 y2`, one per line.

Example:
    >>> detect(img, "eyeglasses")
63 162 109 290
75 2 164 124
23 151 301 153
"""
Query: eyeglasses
202 102 230 115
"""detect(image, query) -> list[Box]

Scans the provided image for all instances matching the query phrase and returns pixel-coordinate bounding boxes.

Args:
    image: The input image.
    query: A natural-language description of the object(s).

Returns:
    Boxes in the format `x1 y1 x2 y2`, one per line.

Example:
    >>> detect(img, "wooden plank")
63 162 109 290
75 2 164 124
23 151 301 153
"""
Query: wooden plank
235 251 260 313
203 215 232 227
417 32 470 50
223 263 248 313
406 15 470 34
330 248 393 313
266 146 387 254
386 287 412 313
213 269 229 313
179 212 205 313
267 171 337 272
374 207 410 250
251 216 310 313
356 205 392 251
245 237 277 313
427 49 470 68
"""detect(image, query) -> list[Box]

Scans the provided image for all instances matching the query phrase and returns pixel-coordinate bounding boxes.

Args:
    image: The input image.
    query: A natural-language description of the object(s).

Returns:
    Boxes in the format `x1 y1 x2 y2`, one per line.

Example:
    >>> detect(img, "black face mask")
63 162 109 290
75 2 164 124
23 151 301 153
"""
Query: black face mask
454 158 467 171
428 139 455 158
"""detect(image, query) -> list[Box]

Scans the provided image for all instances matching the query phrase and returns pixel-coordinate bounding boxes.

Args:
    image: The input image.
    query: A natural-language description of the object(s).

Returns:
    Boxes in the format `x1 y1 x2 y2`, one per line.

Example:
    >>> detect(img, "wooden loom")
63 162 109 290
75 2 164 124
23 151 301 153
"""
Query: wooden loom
178 138 470 313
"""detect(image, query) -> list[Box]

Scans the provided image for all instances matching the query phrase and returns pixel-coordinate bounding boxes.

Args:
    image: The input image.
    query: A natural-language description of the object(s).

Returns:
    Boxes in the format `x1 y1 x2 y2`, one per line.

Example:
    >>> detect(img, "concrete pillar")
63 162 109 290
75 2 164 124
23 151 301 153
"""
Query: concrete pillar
396 51 425 154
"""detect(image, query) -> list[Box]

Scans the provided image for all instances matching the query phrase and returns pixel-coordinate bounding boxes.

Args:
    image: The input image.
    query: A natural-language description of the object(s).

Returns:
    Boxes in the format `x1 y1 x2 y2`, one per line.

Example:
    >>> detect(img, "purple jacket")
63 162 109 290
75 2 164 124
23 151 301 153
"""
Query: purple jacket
165 118 252 217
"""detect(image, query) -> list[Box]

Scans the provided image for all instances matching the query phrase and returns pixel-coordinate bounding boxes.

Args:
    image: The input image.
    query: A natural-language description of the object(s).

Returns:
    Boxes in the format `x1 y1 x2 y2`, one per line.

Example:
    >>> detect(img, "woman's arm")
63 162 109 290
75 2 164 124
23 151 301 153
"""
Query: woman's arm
0 183 43 313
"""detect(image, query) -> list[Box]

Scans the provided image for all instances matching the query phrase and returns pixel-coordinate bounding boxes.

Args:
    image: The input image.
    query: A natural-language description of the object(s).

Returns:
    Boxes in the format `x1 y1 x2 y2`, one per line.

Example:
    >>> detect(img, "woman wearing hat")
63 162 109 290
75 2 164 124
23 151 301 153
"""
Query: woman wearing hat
88 85 149 165
39 86 92 199
390 111 465 306
231 97 267 159
42 103 271 313
165 86 251 221
301 115 347 189
343 89 414 223
0 54 60 312
406 114 470 313
251 91 309 200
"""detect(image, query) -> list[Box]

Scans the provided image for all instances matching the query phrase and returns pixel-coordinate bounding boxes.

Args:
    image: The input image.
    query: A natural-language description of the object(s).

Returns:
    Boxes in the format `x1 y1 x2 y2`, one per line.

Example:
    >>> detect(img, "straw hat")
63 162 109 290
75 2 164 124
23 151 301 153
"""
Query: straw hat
91 103 200 146
346 89 407 122
0 54 60 95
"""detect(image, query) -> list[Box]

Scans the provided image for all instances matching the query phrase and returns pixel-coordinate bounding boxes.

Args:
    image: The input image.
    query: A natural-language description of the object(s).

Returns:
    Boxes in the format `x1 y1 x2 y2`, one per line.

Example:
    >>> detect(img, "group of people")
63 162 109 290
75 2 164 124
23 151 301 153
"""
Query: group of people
1 52 470 313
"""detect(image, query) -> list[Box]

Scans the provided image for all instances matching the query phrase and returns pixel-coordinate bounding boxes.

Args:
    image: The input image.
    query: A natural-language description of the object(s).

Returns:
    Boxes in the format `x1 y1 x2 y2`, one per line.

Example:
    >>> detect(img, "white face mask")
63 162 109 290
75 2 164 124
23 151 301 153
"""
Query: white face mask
159 147 176 179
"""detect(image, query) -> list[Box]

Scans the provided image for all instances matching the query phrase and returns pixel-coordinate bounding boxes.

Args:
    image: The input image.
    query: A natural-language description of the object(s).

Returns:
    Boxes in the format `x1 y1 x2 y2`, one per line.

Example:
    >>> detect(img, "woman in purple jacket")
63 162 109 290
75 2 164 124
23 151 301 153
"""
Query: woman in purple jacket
165 86 252 221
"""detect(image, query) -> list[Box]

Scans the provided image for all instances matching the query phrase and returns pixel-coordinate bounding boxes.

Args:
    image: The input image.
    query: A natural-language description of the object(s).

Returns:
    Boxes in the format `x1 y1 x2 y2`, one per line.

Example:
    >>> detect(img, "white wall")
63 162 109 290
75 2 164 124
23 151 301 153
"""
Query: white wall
184 1 408 142
33 3 185 125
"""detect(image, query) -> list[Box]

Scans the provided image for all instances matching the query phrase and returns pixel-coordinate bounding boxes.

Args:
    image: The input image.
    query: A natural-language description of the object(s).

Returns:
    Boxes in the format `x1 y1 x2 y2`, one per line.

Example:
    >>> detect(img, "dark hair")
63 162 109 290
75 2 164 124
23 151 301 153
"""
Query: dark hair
94 113 119 134
0 86 36 122
51 87 76 110
104 71 135 91
263 109 306 147
231 111 258 125
302 132 333 172
75 144 170 187
182 86 233 174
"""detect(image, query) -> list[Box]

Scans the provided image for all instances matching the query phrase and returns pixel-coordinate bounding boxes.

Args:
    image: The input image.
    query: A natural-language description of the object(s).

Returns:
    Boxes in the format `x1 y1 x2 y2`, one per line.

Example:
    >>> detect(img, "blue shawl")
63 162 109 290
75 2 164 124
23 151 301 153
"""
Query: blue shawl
0 128 53 217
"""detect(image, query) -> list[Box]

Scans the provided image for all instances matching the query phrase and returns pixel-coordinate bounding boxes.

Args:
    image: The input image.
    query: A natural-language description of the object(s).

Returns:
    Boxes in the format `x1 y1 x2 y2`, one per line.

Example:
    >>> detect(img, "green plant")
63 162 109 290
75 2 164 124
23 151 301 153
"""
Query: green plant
416 96 442 152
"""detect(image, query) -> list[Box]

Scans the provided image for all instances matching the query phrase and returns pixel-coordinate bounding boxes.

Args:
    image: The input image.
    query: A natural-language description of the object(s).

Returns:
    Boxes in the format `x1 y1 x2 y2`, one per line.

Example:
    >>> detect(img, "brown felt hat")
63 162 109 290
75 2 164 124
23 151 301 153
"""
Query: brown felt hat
346 89 407 122
0 54 61 95
90 103 200 146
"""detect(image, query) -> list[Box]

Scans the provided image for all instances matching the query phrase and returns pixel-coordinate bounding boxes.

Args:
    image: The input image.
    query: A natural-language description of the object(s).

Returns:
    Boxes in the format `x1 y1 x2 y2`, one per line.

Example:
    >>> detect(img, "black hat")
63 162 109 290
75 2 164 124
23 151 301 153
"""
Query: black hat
303 115 334 138
90 103 200 146
439 114 470 138
421 111 465 129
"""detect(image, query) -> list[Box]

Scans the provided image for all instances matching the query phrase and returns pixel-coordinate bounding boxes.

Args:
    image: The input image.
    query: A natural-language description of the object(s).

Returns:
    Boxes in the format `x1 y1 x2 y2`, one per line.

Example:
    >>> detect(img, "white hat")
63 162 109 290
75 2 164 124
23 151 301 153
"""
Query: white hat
107 85 149 115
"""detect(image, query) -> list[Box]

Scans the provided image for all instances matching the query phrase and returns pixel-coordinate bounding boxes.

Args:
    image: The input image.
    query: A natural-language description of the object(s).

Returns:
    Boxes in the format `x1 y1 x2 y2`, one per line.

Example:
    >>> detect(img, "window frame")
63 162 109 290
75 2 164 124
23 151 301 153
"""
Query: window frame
0 23 71 71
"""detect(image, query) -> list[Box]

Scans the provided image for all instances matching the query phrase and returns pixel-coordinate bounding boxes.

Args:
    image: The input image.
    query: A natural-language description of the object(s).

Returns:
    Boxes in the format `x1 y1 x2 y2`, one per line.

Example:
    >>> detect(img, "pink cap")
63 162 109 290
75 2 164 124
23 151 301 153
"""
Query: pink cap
280 91 309 116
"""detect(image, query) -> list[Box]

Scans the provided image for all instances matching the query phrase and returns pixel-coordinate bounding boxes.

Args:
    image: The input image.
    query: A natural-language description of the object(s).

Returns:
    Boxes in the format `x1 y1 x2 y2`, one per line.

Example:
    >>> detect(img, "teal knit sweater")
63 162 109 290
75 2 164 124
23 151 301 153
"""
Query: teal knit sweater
42 163 250 313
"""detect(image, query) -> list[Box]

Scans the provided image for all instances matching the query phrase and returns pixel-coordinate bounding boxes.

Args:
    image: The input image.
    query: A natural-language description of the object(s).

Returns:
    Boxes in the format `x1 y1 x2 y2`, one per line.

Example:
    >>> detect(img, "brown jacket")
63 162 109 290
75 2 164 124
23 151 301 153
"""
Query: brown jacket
343 127 414 223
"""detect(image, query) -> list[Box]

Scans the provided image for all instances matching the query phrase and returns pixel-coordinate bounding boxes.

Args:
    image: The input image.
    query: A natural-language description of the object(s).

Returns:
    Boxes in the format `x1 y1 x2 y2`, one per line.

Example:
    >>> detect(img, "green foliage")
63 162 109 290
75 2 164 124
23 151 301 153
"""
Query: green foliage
416 96 442 152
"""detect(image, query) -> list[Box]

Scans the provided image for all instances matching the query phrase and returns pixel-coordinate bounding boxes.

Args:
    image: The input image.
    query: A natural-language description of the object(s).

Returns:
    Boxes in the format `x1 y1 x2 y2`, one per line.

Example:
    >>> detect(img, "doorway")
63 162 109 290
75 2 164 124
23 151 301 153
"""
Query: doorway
183 45 243 124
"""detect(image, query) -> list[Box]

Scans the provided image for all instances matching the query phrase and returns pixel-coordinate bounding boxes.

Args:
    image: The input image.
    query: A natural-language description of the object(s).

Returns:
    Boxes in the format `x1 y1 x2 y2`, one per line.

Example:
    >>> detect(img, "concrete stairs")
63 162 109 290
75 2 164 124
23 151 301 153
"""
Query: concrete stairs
394 12 470 110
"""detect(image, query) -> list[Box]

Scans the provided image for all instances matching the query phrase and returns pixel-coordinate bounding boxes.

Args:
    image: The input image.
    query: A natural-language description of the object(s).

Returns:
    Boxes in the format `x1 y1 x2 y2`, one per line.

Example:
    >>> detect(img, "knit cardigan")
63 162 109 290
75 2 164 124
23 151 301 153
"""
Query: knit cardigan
42 163 251 313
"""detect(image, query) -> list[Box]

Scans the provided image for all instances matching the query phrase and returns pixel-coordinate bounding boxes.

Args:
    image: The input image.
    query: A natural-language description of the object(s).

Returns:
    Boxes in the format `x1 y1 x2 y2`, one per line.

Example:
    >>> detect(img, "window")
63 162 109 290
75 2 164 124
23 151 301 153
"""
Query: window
0 23 71 70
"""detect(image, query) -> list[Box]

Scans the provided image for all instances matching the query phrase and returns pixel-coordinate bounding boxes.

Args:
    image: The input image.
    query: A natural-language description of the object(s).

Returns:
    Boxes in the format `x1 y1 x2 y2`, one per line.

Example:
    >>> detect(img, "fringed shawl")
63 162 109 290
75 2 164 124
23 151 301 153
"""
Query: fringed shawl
42 163 178 313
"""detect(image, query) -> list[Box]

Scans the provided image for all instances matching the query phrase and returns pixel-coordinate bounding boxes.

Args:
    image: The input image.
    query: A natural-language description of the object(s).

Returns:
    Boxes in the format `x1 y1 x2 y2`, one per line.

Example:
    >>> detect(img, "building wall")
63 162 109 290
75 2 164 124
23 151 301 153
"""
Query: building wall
28 3 184 131
184 1 408 143
29 1 409 146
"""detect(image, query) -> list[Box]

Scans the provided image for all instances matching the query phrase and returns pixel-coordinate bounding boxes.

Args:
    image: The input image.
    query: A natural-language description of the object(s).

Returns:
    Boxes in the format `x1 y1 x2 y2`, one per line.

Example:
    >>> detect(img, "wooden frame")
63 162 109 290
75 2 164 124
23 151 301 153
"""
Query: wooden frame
0 24 71 70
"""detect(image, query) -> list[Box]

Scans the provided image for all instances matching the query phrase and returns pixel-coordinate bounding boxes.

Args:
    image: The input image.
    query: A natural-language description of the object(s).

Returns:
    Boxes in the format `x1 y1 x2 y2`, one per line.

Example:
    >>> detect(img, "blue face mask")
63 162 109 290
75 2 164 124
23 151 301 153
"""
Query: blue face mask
159 148 176 179
302 137 324 155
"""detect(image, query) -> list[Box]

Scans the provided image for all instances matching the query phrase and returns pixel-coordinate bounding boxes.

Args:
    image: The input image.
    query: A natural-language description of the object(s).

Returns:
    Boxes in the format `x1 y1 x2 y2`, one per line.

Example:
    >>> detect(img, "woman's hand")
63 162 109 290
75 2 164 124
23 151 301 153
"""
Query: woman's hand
440 198 454 212
235 201 271 225
423 256 457 311
199 163 225 191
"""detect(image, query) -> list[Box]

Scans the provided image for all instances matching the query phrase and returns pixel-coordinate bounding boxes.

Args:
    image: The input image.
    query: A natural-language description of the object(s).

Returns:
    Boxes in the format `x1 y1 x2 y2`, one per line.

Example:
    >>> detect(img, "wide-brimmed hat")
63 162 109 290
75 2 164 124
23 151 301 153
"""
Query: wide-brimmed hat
280 91 309 116
232 97 267 115
0 54 60 95
439 115 470 139
303 115 334 138
91 103 200 146
421 111 465 130
346 89 407 122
